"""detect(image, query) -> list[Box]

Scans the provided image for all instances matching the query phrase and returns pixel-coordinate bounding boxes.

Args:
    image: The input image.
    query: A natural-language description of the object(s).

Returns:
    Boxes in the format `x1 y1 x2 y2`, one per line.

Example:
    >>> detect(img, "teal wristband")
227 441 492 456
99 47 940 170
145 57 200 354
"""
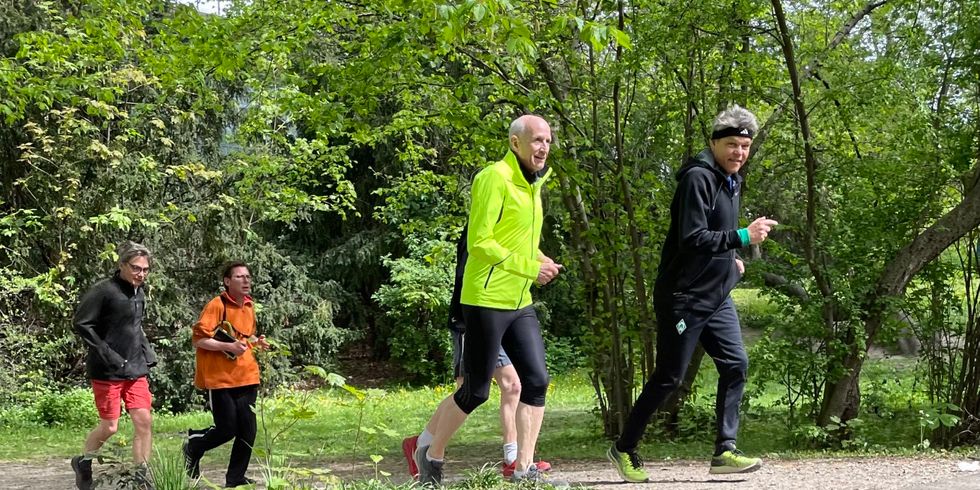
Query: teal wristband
737 228 750 247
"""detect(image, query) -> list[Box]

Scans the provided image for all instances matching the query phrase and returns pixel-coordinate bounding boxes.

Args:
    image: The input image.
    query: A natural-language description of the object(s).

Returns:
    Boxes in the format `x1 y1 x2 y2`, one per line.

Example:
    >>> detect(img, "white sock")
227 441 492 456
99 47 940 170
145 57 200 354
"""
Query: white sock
418 429 434 448
503 441 518 465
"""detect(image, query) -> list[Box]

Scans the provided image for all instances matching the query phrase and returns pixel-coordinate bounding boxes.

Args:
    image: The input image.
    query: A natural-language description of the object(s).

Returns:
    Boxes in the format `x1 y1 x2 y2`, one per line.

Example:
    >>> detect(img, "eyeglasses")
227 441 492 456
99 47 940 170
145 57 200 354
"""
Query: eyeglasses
128 263 151 275
232 274 252 281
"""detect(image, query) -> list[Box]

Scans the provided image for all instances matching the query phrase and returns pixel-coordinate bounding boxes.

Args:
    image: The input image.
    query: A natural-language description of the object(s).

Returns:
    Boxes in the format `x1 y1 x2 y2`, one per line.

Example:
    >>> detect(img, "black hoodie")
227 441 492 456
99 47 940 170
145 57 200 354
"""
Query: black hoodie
653 149 745 326
73 272 156 380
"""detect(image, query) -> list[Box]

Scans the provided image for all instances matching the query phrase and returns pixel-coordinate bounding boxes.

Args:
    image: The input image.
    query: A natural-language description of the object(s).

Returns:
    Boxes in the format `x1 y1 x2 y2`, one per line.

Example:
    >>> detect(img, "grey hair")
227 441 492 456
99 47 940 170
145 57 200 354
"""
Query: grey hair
116 241 152 268
712 104 758 134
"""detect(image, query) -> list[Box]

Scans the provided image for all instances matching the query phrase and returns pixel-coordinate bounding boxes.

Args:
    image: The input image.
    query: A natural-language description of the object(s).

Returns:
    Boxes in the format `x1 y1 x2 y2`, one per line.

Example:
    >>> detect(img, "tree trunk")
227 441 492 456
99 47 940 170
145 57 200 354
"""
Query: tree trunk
612 0 656 380
819 165 980 425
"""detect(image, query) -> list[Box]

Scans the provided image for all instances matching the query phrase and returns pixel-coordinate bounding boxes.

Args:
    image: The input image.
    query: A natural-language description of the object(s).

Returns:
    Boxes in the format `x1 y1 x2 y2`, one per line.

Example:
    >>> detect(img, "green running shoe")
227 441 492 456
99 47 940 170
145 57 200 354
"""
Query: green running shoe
607 444 649 483
709 448 762 474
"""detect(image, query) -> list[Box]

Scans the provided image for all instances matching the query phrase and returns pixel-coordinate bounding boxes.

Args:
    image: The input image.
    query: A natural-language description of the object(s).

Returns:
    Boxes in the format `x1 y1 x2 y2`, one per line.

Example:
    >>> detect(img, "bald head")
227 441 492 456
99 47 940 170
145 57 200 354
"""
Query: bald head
509 115 551 173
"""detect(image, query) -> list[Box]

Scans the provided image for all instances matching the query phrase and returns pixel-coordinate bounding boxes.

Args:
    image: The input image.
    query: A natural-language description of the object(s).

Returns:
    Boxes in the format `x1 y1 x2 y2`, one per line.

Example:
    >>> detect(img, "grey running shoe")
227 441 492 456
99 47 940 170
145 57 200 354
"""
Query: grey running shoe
413 444 444 486
70 456 93 490
134 463 154 490
511 463 569 487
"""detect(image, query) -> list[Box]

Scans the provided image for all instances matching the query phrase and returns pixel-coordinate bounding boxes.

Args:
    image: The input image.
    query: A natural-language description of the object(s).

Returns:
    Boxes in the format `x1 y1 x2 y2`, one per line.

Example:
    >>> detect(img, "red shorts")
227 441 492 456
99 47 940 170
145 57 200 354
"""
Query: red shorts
91 377 153 420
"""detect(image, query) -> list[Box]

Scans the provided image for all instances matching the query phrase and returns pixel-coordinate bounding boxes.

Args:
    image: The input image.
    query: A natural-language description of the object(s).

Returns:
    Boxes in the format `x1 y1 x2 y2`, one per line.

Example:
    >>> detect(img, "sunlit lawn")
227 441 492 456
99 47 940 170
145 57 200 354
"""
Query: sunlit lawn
0 289 960 476
0 362 945 468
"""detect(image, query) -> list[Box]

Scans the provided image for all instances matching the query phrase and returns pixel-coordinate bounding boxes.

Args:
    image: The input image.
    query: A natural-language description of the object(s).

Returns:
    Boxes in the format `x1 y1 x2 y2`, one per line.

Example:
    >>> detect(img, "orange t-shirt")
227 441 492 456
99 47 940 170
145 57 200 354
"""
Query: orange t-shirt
192 292 261 390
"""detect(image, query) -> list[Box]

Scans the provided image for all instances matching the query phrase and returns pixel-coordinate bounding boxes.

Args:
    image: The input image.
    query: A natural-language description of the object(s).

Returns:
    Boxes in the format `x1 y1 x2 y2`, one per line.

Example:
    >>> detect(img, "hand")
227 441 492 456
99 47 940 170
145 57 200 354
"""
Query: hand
225 341 248 356
747 217 779 244
254 335 271 350
736 258 745 275
536 261 562 286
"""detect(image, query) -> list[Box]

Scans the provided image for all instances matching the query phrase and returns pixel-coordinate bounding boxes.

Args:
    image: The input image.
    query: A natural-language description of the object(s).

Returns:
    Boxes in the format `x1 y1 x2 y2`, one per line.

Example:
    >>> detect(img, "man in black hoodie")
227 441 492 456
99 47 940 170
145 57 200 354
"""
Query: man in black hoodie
71 241 157 490
607 105 778 483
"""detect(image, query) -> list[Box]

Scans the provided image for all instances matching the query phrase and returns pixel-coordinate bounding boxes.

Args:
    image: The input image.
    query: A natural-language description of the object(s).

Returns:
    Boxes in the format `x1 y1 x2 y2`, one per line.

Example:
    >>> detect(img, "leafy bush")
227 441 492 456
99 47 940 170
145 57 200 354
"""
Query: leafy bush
146 331 200 414
543 332 585 375
373 238 455 384
33 388 97 428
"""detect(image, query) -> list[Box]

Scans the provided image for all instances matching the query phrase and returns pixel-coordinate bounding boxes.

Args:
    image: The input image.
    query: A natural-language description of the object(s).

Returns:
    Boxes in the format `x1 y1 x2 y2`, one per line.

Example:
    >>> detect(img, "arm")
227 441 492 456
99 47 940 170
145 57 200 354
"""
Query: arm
191 299 247 355
194 337 248 355
677 170 745 253
73 284 125 369
466 169 540 280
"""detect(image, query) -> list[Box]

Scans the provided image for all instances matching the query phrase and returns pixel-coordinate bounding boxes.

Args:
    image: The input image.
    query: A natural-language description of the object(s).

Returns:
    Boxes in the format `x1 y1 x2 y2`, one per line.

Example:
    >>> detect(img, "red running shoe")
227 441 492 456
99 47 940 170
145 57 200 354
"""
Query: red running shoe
402 435 419 479
502 460 552 477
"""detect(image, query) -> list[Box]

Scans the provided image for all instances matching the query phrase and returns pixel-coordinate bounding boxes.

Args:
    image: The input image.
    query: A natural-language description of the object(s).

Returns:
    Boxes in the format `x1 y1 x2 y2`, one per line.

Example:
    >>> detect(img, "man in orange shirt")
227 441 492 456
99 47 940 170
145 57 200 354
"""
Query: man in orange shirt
183 261 270 488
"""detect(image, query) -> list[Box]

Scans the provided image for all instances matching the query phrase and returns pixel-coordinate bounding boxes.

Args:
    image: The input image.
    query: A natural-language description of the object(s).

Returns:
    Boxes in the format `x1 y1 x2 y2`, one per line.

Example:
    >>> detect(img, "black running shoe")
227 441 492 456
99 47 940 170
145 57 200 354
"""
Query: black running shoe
224 476 256 487
182 434 203 479
70 456 93 490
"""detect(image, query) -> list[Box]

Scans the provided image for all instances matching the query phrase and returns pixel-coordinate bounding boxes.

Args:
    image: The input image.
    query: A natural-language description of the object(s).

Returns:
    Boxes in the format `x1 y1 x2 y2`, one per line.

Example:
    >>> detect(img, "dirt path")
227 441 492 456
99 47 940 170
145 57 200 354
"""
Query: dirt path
6 456 980 489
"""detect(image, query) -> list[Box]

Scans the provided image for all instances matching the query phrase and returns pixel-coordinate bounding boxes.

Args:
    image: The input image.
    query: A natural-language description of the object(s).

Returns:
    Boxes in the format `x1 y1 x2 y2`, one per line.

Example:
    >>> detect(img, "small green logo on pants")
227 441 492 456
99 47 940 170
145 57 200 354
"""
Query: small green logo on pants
676 319 687 335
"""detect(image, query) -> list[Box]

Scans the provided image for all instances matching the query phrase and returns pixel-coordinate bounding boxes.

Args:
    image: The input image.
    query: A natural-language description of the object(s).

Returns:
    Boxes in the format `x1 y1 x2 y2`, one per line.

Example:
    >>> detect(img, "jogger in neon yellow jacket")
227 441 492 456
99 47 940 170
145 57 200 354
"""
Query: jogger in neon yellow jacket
461 149 552 311
412 115 565 486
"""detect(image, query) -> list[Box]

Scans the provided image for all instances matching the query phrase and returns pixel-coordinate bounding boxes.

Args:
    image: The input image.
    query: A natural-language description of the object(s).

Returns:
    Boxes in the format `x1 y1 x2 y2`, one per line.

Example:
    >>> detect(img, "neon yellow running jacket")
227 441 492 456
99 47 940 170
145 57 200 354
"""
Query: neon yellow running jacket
460 150 552 310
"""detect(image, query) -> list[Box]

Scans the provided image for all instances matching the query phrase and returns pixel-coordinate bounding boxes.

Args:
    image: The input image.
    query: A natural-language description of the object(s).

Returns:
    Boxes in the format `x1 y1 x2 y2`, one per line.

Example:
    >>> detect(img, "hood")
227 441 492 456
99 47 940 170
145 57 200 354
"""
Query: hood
677 148 734 184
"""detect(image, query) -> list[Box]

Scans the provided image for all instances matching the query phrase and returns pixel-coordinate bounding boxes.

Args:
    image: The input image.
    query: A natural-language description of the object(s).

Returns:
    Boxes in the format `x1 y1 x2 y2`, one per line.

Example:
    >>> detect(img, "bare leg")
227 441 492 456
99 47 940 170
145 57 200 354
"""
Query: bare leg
515 403 544 471
422 377 464 436
495 365 520 445
129 408 153 464
83 418 119 453
425 396 469 460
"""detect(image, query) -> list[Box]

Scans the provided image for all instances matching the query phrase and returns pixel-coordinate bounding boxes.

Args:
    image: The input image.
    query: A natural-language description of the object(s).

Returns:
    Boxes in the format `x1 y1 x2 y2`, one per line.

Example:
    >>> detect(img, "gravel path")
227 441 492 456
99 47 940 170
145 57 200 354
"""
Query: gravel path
5 456 979 489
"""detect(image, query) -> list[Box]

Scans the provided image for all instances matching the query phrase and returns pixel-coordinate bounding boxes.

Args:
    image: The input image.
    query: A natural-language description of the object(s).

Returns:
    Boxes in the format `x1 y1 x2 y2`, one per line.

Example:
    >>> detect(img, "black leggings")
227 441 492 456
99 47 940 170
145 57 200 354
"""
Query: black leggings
187 384 258 485
453 305 549 413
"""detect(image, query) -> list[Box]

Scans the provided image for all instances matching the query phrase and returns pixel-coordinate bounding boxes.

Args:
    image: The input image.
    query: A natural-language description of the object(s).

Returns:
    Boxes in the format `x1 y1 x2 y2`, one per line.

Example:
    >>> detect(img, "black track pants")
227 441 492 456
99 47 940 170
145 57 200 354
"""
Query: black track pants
617 297 748 452
187 384 258 485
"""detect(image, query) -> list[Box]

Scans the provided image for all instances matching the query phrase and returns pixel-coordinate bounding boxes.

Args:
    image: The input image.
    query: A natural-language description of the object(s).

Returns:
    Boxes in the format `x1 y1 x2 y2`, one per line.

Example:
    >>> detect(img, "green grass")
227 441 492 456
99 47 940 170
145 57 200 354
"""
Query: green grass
0 287 969 485
0 363 959 467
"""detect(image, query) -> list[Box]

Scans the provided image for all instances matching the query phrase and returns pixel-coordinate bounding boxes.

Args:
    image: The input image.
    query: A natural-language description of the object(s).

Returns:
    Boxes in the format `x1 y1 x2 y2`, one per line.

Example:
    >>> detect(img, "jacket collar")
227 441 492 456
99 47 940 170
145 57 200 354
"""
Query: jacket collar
503 150 552 187
684 148 741 187
111 271 142 296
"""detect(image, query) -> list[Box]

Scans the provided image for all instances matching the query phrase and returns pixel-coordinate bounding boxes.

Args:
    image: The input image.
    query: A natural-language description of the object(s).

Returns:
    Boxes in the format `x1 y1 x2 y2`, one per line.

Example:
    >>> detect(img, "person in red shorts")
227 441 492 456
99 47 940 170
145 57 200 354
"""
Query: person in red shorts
71 241 158 490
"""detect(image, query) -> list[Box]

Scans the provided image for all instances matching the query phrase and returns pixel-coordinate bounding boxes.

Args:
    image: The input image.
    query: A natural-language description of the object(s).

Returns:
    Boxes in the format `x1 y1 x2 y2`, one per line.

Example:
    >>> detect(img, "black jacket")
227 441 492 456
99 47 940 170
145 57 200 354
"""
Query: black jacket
653 149 744 325
447 226 468 333
73 272 156 380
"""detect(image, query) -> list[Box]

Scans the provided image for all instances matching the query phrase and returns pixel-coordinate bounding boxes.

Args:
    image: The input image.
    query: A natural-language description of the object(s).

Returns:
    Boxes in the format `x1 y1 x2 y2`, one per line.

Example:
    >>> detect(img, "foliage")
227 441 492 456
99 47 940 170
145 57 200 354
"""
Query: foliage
32 387 98 428
373 238 457 383
917 402 962 450
2 0 980 455
148 446 193 490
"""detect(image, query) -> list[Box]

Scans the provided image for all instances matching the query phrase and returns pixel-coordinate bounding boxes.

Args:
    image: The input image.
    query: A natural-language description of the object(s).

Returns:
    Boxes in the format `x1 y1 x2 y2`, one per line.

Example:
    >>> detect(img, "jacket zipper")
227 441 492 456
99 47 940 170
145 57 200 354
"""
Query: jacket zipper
517 180 536 308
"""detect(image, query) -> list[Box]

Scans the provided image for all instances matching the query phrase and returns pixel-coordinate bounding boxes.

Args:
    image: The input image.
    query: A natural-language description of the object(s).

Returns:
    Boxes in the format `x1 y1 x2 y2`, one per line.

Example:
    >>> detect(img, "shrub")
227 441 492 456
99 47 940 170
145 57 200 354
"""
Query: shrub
373 238 455 384
33 388 97 428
